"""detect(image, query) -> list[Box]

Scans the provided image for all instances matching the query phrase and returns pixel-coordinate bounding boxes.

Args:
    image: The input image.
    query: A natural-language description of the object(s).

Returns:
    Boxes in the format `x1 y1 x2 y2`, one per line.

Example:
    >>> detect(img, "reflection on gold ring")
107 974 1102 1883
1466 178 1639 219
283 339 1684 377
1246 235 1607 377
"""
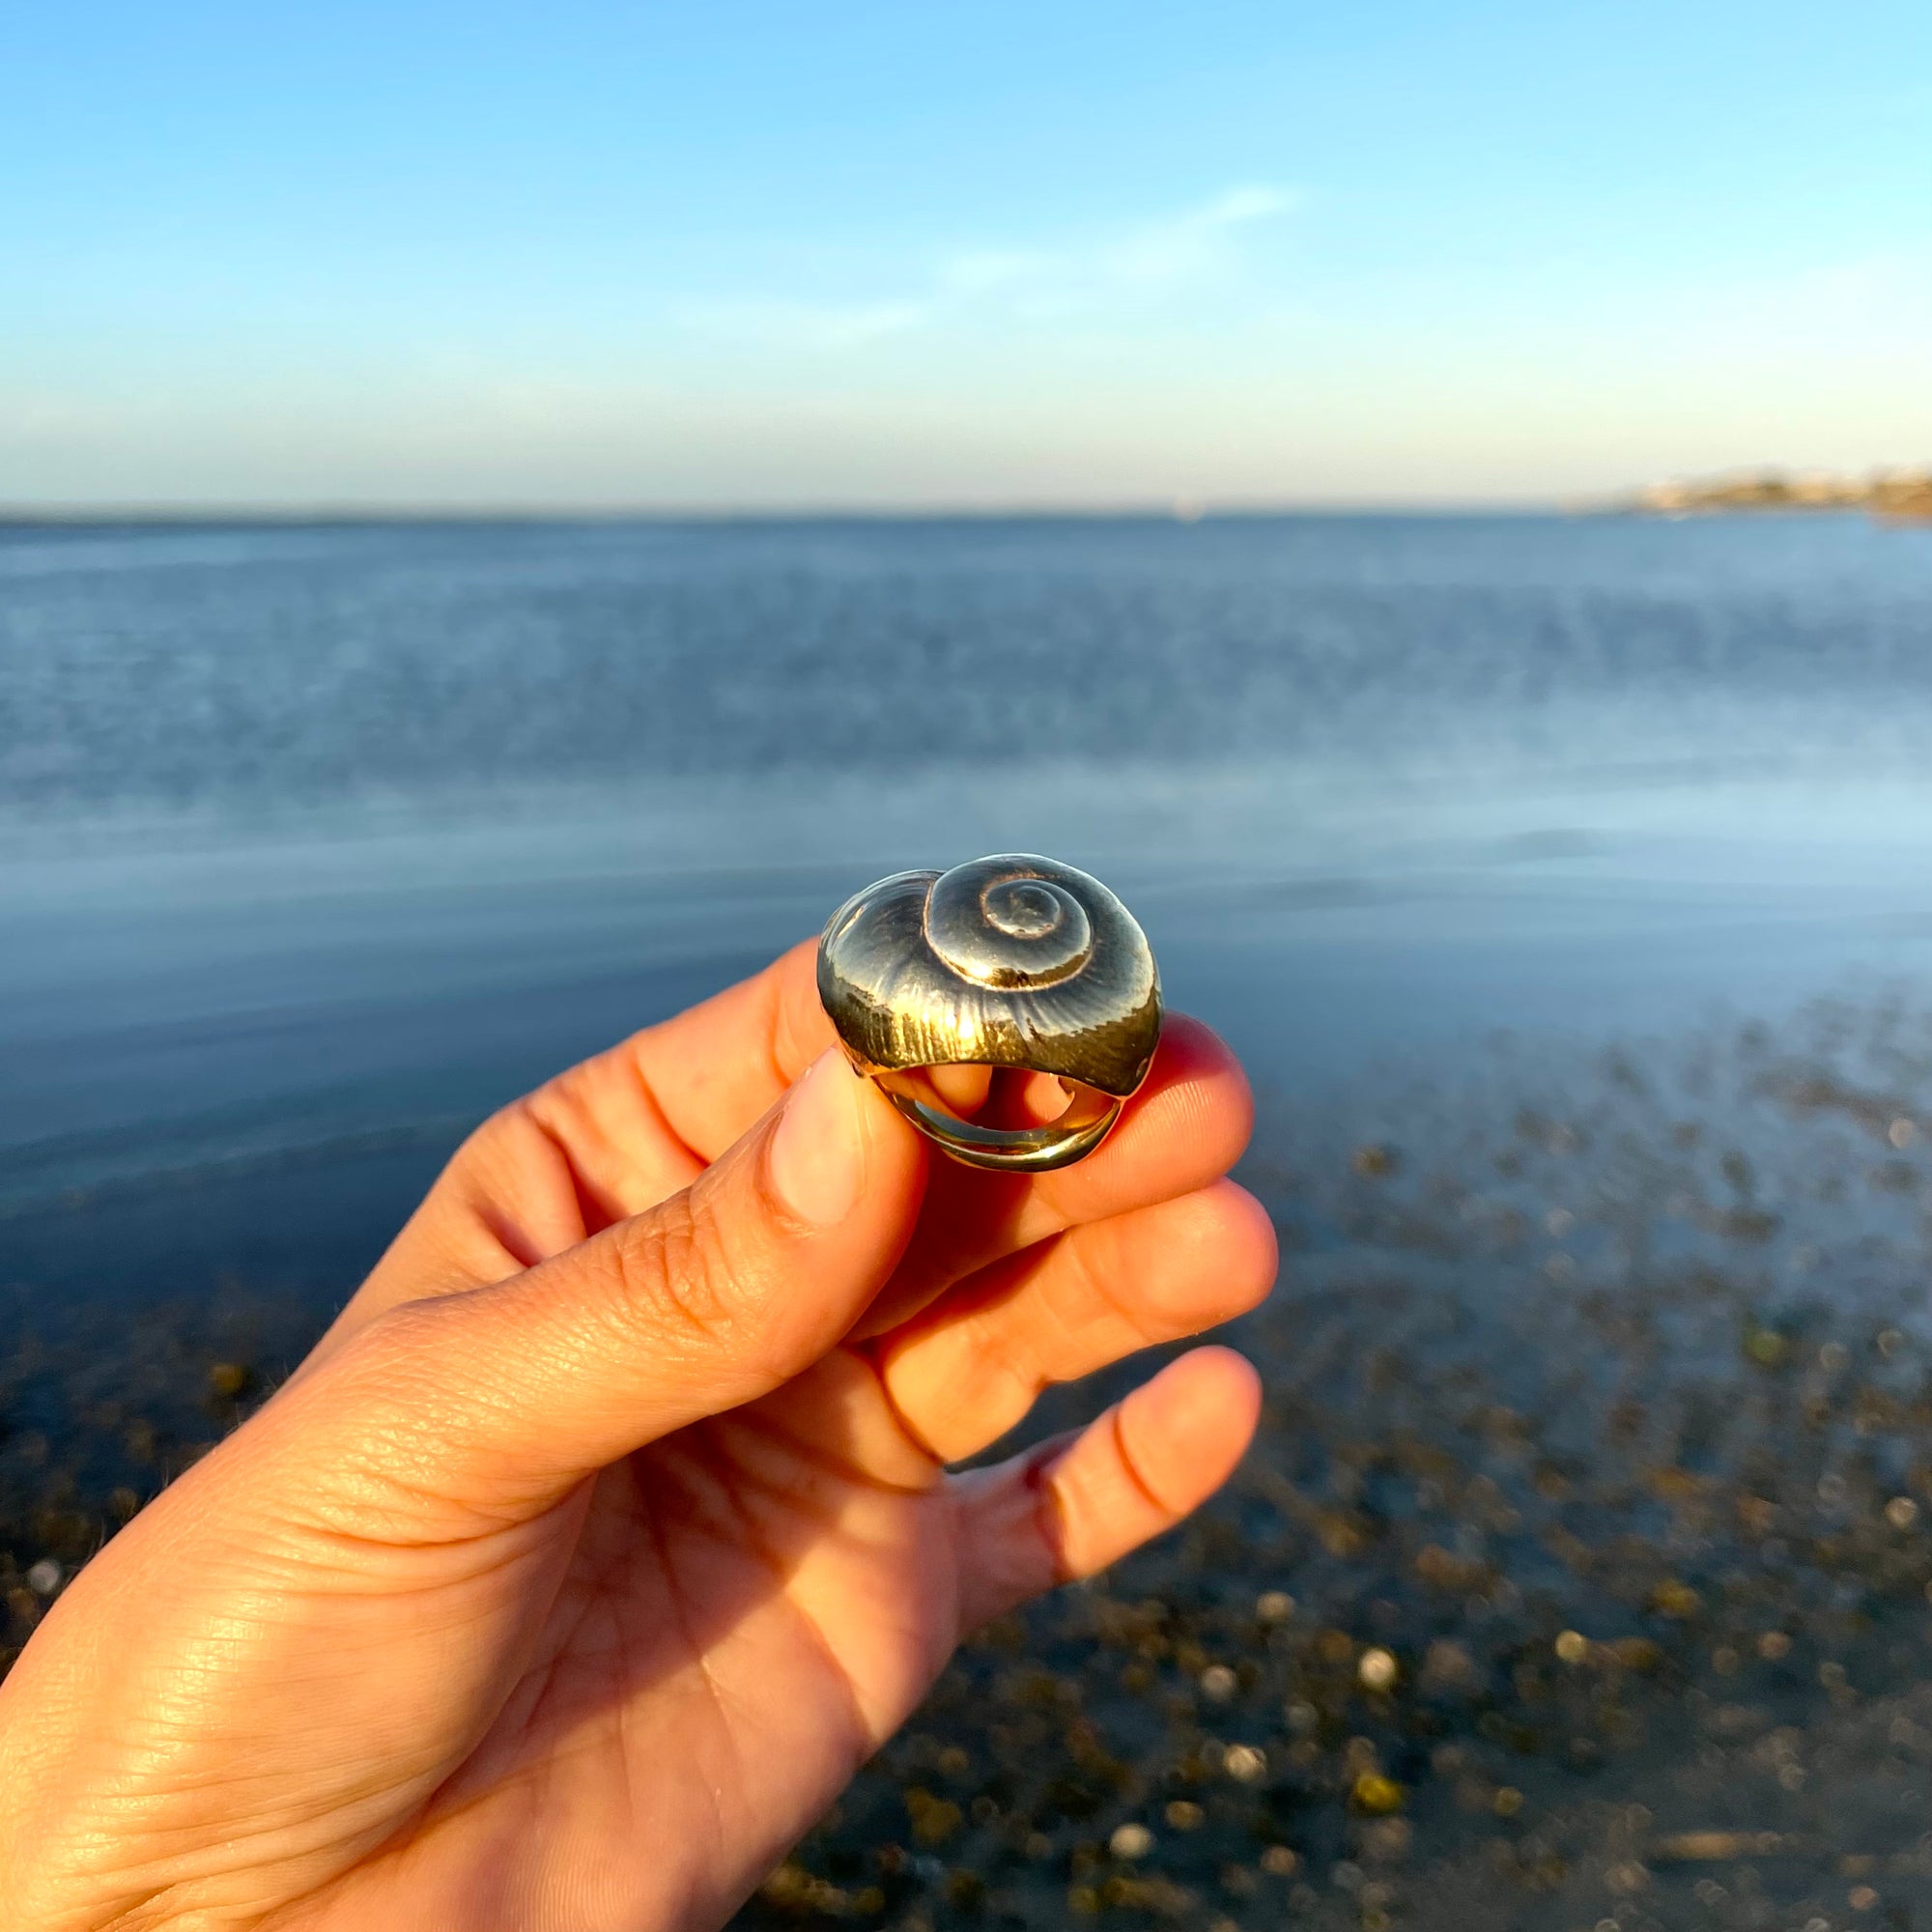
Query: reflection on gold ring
816 853 1161 1172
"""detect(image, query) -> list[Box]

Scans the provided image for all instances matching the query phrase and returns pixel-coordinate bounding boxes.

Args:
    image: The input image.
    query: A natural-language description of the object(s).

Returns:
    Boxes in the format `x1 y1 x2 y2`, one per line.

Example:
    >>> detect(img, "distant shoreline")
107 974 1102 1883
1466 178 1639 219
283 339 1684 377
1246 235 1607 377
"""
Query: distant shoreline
1627 466 1932 524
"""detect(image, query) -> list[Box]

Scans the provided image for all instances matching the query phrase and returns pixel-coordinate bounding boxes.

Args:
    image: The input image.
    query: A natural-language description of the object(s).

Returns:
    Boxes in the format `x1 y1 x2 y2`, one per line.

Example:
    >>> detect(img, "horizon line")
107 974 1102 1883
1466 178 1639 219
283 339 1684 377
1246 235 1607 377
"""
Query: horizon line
0 495 1605 527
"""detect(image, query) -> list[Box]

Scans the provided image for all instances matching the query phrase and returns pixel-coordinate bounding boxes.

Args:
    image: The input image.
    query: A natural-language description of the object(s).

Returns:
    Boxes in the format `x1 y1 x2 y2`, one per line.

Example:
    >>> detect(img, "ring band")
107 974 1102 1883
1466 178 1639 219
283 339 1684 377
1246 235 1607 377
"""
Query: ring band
867 1070 1123 1174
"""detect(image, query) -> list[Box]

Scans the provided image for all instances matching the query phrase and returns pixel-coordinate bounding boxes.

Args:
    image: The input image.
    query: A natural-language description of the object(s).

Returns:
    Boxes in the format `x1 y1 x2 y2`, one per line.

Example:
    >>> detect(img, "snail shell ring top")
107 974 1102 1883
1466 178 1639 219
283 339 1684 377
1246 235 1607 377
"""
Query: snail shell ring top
816 853 1162 1172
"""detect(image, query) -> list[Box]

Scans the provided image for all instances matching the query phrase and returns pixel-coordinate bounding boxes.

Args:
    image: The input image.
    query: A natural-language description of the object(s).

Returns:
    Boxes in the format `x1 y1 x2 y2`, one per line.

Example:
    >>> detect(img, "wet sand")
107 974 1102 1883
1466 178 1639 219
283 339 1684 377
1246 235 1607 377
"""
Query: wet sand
13 995 1932 1930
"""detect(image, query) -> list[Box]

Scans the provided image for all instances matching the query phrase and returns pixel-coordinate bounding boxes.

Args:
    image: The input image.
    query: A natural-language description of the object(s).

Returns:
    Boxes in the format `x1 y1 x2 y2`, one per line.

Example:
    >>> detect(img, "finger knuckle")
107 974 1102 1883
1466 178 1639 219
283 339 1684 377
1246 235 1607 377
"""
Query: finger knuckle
608 1186 749 1357
270 1305 495 1539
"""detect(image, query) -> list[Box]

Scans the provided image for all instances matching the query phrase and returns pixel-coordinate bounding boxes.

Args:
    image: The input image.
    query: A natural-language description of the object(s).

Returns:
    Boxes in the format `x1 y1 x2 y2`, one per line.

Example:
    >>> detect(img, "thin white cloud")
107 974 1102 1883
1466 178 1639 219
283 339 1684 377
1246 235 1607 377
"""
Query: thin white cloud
1195 185 1297 227
673 297 932 349
676 184 1299 350
934 250 1046 297
1097 183 1298 289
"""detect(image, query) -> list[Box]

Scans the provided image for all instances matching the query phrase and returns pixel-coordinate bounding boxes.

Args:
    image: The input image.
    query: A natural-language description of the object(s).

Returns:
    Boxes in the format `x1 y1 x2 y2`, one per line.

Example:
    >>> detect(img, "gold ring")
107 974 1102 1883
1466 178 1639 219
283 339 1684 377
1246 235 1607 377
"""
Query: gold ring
816 853 1162 1172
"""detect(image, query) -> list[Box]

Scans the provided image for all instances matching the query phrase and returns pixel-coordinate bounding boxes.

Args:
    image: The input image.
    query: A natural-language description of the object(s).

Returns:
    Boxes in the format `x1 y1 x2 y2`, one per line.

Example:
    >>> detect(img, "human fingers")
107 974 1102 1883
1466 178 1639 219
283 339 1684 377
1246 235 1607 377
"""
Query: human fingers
875 1179 1276 1462
476 937 837 1231
346 998 1236 1367
852 1016 1254 1339
298 1050 926 1523
949 1348 1262 1631
306 941 836 1364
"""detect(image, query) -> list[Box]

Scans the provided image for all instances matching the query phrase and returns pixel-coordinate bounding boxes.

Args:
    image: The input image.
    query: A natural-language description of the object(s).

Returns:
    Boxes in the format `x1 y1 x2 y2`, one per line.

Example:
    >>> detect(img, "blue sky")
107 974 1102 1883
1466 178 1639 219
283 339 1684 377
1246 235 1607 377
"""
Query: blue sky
3 1 1928 507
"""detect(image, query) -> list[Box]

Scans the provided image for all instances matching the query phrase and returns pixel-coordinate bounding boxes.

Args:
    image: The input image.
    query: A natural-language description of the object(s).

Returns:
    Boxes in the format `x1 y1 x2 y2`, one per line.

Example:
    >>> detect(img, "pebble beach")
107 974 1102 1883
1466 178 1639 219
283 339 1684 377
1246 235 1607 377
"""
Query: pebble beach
13 992 1932 1930
753 995 1932 1932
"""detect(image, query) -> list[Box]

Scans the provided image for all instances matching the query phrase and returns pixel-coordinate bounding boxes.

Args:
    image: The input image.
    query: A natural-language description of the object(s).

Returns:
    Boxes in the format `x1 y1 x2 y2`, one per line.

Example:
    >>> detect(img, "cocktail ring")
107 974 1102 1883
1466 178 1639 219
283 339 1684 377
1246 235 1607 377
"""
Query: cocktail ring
815 853 1162 1172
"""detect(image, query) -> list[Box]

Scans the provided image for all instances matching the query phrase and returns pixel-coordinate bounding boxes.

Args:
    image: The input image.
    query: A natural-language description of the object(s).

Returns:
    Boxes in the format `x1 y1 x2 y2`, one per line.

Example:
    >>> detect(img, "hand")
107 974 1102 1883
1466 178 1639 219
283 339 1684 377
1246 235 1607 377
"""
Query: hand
0 941 1275 1931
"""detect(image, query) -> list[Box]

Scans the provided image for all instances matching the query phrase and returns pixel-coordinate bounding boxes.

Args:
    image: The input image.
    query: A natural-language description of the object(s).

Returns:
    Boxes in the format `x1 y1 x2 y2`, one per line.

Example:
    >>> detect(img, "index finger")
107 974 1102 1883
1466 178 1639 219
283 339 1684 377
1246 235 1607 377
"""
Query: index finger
302 942 838 1367
482 936 838 1233
625 937 837 1160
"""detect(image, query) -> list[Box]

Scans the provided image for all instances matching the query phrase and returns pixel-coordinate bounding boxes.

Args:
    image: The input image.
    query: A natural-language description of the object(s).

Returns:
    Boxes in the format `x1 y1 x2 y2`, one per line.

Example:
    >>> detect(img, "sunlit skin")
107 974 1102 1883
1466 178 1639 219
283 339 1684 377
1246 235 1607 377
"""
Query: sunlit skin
0 941 1276 1932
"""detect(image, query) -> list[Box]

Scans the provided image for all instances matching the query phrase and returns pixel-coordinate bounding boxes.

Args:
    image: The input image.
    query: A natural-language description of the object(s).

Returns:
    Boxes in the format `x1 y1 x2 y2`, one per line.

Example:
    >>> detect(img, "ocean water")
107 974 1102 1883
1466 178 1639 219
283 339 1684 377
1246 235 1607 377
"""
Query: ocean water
7 512 1932 817
4 510 1932 1233
17 516 1932 1922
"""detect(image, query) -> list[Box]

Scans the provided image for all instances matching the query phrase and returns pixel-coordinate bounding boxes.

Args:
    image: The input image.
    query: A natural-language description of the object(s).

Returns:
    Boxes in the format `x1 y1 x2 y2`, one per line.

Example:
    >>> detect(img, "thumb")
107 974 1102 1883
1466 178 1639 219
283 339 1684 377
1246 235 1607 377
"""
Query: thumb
310 1049 925 1518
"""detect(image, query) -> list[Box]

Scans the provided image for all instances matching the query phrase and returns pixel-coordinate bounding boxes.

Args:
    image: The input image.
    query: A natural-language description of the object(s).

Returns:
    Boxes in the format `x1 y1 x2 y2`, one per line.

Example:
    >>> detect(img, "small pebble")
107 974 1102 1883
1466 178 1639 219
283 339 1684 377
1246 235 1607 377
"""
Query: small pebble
1648 1577 1702 1618
1357 1646 1398 1691
25 1559 62 1596
1351 1773 1405 1814
1109 1823 1153 1861
1554 1630 1590 1663
1199 1663 1237 1700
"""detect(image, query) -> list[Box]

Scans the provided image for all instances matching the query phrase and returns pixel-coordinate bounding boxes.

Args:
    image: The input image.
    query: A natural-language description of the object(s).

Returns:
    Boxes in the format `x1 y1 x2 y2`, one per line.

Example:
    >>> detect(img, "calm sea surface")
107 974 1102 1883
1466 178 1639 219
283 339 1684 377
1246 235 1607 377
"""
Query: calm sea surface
7 511 1932 817
17 516 1932 1921
4 511 1932 1228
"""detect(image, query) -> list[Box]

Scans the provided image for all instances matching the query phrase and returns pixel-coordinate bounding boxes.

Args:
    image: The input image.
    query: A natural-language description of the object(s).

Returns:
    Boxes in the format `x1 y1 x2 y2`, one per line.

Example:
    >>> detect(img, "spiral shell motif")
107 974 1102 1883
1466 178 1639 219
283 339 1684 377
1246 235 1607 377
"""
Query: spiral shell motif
817 854 1162 1170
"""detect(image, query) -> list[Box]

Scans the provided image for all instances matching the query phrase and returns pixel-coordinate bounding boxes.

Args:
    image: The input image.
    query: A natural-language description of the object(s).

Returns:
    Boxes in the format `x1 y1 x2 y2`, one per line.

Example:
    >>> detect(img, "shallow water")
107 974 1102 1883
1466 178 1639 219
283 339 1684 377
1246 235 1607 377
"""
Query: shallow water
6 511 1932 1221
8 514 1932 1927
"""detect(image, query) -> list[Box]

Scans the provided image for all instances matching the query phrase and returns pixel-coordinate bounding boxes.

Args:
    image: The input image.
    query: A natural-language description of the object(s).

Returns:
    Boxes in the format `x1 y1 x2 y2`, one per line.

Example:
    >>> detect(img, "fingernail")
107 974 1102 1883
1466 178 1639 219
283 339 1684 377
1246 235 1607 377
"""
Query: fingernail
768 1050 868 1227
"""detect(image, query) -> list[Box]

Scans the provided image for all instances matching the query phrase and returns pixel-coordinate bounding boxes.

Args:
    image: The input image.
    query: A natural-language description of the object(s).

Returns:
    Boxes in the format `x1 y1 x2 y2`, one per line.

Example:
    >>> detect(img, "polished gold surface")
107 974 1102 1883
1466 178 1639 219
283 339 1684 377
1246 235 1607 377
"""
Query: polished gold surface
816 853 1162 1171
